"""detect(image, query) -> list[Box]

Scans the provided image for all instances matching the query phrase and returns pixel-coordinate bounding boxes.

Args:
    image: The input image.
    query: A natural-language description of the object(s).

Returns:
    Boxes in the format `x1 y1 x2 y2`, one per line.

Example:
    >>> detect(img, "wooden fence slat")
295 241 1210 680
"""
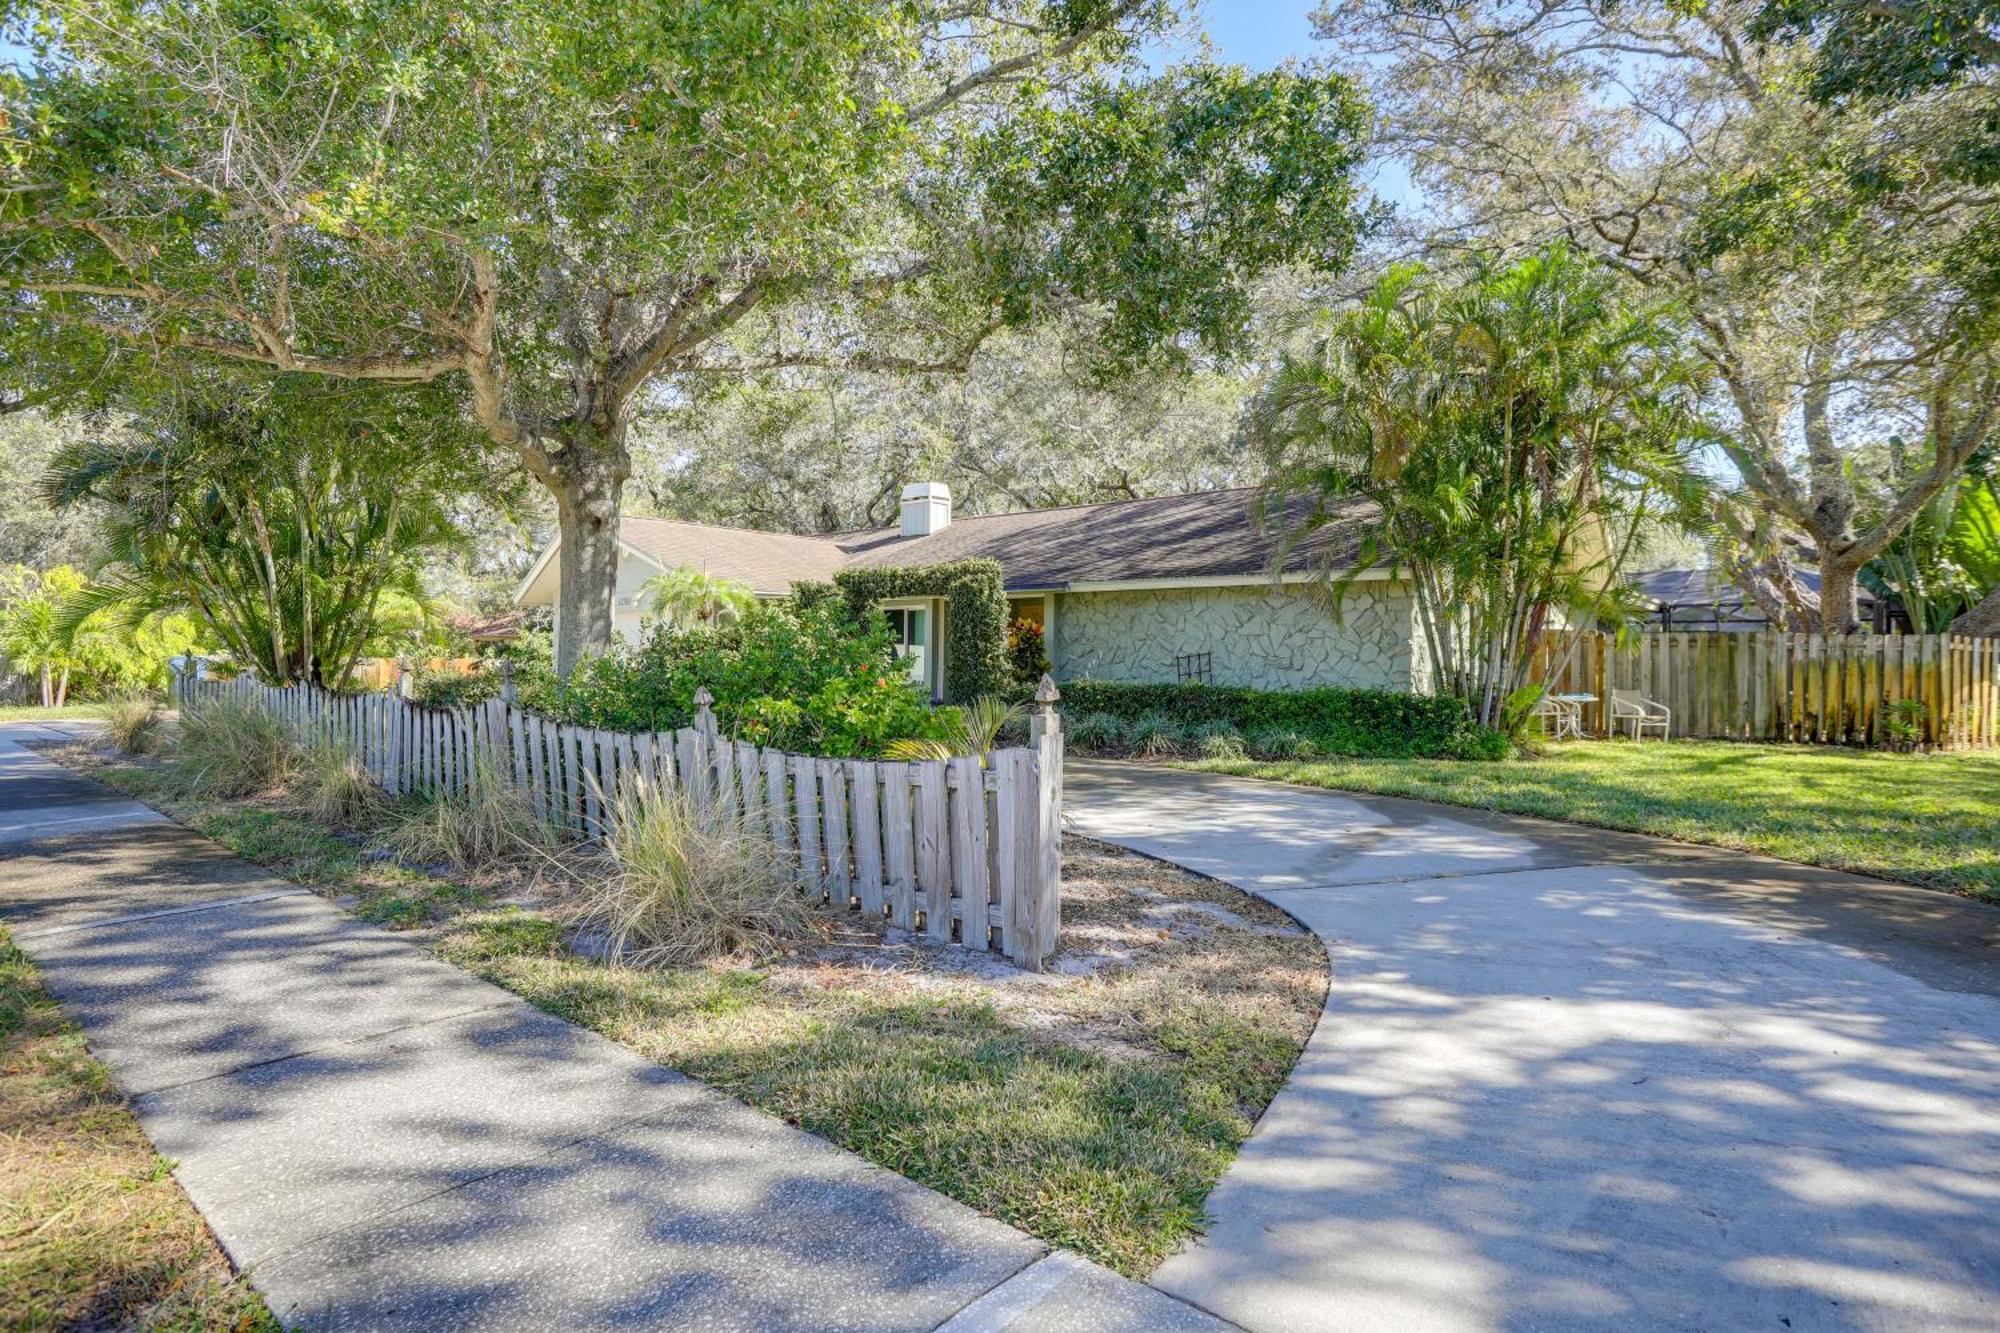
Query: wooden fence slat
763 747 791 857
991 751 1022 959
850 760 883 918
792 755 822 896
735 741 763 832
821 758 851 908
883 762 917 930
915 760 950 942
946 757 988 947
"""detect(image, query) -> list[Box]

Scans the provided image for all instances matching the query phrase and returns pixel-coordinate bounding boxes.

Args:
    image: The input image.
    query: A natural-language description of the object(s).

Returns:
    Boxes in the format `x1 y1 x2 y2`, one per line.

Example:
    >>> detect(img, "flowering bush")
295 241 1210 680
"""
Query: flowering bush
1006 617 1050 683
538 601 959 758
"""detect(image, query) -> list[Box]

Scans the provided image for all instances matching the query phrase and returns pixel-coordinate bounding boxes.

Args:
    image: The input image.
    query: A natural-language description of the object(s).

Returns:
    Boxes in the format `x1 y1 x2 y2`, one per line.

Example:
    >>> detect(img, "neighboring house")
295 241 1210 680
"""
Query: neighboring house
515 482 1416 699
1633 567 1883 632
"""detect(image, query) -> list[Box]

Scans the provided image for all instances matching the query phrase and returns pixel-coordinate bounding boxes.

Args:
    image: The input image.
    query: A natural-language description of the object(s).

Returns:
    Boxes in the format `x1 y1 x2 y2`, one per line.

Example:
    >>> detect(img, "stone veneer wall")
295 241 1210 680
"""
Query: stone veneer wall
1052 583 1419 692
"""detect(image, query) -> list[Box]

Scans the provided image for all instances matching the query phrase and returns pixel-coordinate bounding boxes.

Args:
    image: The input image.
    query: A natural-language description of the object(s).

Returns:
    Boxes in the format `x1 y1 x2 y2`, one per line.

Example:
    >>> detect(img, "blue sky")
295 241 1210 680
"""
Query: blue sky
1195 0 1322 68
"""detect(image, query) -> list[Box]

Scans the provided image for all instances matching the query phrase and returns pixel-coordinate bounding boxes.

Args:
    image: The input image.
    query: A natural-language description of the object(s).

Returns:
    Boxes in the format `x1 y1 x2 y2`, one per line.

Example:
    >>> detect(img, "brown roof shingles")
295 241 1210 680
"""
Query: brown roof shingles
616 488 1377 595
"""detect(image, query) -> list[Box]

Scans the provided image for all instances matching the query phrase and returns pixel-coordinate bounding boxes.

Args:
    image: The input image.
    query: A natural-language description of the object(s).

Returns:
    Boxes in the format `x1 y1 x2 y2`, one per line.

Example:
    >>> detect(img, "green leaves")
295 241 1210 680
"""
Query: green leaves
963 64 1370 371
1257 245 1710 730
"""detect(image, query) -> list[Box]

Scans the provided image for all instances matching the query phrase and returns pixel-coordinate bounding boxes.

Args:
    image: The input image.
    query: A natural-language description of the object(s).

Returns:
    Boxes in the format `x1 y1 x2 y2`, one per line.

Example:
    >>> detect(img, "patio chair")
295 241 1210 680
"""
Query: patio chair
1527 691 1581 739
1610 688 1670 740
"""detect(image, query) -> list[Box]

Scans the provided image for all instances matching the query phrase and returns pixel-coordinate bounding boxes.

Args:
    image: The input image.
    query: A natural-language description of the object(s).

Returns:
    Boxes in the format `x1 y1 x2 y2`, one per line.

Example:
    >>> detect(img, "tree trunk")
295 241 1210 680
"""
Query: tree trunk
1954 582 2000 636
54 667 69 708
38 663 51 709
548 428 631 677
1818 554 1862 633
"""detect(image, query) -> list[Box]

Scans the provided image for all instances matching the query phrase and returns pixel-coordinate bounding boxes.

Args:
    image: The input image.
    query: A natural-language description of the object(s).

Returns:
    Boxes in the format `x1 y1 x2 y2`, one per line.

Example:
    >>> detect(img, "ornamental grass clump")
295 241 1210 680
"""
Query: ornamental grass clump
97 691 167 755
291 740 384 826
570 781 817 968
1246 726 1313 760
385 752 555 870
1190 720 1246 760
1066 711 1131 754
1128 712 1187 759
172 697 298 797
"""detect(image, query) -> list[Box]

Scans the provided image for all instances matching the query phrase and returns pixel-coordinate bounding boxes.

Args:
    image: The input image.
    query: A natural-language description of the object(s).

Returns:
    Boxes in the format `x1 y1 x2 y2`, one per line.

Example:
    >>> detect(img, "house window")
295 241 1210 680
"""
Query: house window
1174 651 1212 684
883 605 931 688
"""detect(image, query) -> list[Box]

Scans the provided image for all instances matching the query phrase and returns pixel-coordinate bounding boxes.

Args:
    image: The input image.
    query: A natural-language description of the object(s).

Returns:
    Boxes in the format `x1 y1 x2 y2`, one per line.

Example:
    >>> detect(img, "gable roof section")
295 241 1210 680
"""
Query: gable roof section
517 488 1381 605
618 516 853 596
845 488 1374 590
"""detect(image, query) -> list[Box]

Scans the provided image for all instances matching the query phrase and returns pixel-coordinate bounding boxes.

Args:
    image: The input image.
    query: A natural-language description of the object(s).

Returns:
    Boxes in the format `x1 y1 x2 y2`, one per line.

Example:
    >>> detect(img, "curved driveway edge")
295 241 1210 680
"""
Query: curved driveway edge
1067 760 2000 1333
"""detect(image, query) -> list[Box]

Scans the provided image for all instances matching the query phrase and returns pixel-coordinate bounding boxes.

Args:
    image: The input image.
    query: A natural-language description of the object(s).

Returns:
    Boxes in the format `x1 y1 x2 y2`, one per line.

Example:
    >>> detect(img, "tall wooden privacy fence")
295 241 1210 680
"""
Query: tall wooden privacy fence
1536 630 2000 748
171 672 1065 969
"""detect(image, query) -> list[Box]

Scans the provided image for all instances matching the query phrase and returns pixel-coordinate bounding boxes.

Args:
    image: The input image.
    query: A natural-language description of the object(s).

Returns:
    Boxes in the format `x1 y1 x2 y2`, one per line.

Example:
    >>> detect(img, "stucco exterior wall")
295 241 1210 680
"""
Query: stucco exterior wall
1051 582 1419 692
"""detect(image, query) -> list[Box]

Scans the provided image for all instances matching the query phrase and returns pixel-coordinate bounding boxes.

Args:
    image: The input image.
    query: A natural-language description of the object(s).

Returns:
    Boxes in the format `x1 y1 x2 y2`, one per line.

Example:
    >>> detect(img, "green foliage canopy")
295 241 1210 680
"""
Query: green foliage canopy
536 600 957 758
2 0 1370 671
1257 246 1710 733
41 382 488 685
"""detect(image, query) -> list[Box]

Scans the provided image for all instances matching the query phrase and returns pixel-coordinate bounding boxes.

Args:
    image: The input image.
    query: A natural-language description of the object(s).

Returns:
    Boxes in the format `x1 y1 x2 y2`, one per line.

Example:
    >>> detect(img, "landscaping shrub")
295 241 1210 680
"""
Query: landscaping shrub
1058 680 1477 759
1245 726 1313 760
1066 711 1131 754
172 698 298 797
1190 720 1247 760
410 665 498 708
385 753 555 869
569 782 818 966
1006 617 1051 684
97 691 167 755
291 741 383 825
883 695 1023 762
541 601 956 758
1447 727 1514 761
1128 712 1187 759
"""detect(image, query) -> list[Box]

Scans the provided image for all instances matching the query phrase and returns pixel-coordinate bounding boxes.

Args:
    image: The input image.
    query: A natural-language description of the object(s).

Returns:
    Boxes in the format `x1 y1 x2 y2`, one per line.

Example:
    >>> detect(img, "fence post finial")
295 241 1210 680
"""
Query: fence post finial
497 658 517 705
395 656 413 700
693 686 718 739
1032 673 1060 711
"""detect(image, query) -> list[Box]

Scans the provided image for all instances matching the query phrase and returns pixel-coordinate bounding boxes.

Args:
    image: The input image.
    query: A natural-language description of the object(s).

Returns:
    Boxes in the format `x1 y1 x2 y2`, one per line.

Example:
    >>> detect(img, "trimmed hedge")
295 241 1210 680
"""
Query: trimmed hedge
798 560 1011 704
1056 679 1478 759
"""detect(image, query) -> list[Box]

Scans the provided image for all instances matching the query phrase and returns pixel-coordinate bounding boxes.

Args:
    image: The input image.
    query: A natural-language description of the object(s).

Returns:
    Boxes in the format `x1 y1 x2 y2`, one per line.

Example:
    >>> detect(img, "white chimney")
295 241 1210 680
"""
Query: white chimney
900 481 952 538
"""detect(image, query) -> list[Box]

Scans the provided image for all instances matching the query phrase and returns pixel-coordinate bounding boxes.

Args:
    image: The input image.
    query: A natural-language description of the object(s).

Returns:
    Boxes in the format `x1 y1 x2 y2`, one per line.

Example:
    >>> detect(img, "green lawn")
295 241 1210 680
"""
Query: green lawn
1180 740 2000 902
0 704 100 723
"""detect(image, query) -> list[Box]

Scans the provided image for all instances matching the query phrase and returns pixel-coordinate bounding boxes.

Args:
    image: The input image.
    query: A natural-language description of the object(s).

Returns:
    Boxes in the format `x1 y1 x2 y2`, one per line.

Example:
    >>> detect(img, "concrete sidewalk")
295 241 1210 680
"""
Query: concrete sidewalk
1068 760 2000 1333
0 729 1228 1332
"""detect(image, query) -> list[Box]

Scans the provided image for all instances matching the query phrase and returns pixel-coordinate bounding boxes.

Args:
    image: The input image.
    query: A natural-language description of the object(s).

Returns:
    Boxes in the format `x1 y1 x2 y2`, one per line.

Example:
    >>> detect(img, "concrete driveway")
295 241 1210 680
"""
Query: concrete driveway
1067 761 2000 1333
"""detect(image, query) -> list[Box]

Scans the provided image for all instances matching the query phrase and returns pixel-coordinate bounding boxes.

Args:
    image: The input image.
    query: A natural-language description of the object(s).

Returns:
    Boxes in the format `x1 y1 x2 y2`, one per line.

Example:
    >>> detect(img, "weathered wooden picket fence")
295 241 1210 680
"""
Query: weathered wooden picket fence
1536 630 2000 748
171 670 1065 968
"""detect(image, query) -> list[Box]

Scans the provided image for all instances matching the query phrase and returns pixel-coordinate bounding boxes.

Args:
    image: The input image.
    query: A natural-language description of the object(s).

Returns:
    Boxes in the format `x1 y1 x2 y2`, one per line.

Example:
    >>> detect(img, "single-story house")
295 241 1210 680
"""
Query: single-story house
514 482 1418 700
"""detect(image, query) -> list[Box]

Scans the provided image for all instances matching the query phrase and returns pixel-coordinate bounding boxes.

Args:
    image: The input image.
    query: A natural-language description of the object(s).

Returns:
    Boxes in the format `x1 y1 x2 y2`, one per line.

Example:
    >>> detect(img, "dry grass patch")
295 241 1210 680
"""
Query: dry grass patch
0 932 274 1332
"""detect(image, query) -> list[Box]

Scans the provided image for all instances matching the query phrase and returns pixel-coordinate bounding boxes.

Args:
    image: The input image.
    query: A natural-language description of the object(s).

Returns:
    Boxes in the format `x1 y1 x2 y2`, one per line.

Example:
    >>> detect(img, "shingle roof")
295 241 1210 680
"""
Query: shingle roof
614 488 1377 595
618 517 854 596
1631 566 1872 610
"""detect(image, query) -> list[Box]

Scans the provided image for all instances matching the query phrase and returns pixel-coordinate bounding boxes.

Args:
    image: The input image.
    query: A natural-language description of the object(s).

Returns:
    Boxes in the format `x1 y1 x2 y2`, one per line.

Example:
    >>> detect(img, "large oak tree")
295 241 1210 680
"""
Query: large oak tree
1315 0 2000 631
2 0 1369 671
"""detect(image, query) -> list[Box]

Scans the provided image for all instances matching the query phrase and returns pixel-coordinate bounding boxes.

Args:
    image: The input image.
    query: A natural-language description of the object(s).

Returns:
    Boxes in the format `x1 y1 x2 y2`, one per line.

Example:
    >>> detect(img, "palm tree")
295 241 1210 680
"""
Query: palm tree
41 387 476 686
1256 245 1709 733
642 567 757 631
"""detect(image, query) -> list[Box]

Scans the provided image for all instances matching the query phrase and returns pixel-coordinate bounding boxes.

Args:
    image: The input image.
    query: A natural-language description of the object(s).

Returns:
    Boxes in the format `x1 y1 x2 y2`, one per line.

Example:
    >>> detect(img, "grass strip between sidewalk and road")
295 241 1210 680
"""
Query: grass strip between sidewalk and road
1177 739 2000 902
0 931 277 1332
